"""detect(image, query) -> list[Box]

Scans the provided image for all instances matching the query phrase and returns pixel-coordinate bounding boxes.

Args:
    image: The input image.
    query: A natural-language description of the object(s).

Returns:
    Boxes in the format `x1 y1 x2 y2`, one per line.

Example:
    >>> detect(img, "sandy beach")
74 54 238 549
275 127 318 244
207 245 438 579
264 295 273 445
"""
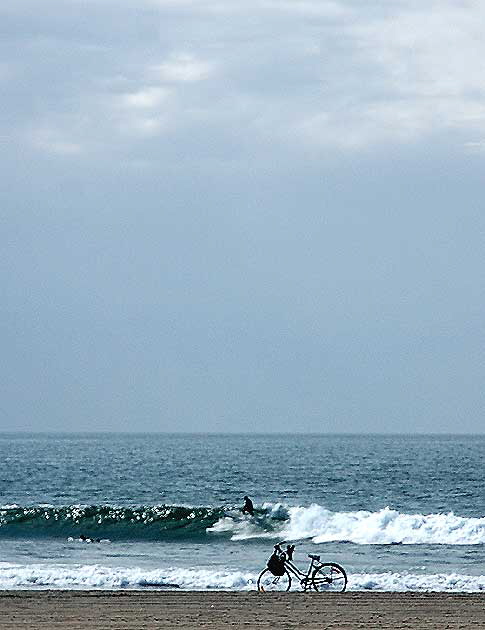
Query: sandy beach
0 591 483 629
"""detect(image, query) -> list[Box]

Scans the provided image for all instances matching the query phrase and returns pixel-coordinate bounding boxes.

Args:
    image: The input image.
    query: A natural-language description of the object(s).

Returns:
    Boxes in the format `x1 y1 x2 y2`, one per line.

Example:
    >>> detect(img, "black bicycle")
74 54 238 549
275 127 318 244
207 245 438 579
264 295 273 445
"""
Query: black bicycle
257 542 347 593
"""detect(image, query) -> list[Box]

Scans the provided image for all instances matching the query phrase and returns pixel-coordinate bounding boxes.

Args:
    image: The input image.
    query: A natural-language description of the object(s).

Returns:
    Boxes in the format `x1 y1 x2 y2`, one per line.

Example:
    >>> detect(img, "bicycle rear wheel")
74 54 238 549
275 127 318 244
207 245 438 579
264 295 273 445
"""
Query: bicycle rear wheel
257 568 291 592
311 563 347 593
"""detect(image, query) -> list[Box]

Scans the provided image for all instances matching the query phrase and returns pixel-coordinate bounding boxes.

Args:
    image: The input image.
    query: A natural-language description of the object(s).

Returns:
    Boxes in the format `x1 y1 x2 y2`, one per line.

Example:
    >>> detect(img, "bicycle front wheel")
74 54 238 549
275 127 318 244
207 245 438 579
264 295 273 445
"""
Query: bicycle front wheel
312 563 347 593
257 568 291 592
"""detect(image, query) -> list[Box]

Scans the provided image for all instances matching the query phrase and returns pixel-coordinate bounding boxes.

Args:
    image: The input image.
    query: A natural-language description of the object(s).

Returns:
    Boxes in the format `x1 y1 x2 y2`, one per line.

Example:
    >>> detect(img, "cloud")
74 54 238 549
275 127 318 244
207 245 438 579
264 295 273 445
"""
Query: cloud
5 0 485 160
120 87 171 109
107 54 214 138
147 0 348 17
3 1 485 435
464 139 485 153
149 54 214 83
275 1 485 150
30 126 84 155
259 0 348 17
121 116 165 137
356 7 484 94
114 87 171 137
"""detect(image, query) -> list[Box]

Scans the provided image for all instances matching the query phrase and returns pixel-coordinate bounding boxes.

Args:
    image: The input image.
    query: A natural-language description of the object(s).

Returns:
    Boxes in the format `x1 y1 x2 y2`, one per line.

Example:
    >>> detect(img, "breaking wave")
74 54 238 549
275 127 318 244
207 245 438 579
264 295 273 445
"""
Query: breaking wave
1 503 484 545
0 562 483 592
0 505 224 541
279 504 485 545
209 503 485 545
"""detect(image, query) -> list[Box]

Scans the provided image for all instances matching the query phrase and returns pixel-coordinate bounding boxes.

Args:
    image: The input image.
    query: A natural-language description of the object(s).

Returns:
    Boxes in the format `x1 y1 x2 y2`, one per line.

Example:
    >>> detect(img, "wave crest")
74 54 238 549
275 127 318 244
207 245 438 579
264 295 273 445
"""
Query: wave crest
209 503 485 545
1 503 484 545
280 504 485 545
0 504 223 541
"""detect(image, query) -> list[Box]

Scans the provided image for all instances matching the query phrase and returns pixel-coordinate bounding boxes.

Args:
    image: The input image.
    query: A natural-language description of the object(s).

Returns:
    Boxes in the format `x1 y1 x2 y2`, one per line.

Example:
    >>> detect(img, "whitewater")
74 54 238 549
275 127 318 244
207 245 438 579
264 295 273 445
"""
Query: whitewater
0 433 483 592
2 502 484 546
209 503 485 545
0 562 484 592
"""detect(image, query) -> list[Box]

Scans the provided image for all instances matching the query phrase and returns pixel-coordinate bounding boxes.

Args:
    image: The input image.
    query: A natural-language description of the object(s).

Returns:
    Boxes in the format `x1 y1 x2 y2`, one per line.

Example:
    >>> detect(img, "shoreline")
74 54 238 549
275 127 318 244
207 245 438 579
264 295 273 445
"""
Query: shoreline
0 591 483 629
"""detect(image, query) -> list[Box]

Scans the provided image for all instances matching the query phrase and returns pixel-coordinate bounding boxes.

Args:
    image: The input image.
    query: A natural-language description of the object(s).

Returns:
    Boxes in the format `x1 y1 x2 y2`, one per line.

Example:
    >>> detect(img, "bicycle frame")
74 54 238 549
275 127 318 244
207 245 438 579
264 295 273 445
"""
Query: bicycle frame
283 557 322 592
258 543 347 594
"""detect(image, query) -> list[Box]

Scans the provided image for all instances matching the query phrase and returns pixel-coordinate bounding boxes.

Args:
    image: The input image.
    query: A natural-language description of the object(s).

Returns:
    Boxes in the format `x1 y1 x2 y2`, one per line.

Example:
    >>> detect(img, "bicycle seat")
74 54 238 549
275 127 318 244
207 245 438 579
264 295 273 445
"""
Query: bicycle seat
308 554 320 561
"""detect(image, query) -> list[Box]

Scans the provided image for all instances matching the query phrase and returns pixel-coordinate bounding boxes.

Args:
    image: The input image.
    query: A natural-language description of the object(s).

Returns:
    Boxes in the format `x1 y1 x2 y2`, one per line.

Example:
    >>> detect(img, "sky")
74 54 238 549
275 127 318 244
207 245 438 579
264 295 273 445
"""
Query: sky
1 0 485 433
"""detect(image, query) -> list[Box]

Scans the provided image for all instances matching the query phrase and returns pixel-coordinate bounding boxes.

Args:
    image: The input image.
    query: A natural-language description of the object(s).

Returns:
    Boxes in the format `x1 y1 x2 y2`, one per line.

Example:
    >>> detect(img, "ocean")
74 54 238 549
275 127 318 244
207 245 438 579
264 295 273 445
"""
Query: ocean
0 433 483 592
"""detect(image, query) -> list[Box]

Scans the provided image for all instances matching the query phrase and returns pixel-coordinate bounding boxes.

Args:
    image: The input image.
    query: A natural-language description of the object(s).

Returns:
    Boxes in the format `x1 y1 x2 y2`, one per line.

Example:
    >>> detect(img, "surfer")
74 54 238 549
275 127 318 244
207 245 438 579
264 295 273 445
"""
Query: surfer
242 495 254 516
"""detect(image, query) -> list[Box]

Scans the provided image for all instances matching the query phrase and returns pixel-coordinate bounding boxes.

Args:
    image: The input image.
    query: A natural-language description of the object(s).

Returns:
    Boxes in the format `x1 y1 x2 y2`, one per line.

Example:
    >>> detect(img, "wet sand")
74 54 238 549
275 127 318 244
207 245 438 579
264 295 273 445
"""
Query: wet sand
0 591 483 629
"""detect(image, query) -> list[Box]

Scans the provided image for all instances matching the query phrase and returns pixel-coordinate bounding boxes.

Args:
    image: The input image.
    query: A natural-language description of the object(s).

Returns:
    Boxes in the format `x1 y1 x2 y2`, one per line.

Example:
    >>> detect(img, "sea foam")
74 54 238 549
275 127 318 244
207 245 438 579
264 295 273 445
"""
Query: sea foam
0 562 483 592
282 504 485 545
209 503 485 545
1 503 484 545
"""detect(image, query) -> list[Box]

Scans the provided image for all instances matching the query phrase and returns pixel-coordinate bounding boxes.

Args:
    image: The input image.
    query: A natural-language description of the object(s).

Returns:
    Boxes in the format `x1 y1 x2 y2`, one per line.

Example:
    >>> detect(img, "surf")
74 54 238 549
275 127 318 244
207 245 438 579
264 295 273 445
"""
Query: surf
0 504 225 541
0 562 483 592
1 503 484 545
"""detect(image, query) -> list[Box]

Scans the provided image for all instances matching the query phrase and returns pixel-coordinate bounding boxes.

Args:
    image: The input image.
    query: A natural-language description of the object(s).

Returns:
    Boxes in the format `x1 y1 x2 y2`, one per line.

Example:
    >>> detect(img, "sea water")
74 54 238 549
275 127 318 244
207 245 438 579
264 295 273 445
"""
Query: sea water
0 433 483 592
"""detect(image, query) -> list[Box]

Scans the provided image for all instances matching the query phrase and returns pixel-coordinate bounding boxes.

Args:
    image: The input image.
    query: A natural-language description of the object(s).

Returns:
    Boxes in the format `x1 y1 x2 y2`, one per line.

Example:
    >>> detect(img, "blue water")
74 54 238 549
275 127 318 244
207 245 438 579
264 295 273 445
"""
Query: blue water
0 433 484 591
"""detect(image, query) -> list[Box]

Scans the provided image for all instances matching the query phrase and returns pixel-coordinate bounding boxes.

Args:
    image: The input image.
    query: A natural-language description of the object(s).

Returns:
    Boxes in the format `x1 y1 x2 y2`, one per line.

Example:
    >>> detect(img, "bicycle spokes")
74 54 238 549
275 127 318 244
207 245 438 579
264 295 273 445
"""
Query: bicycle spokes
257 568 291 592
258 546 347 594
312 563 347 593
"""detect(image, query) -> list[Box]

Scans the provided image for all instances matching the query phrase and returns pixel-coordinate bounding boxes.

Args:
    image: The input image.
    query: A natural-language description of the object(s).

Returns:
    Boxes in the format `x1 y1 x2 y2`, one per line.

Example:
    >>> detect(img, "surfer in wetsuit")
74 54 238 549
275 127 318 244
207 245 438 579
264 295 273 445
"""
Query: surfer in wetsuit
242 495 254 516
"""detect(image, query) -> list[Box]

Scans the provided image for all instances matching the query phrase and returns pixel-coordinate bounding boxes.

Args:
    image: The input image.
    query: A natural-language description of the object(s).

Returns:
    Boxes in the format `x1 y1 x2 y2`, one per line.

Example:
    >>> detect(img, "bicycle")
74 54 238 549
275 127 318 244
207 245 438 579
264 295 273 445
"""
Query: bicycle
257 542 347 593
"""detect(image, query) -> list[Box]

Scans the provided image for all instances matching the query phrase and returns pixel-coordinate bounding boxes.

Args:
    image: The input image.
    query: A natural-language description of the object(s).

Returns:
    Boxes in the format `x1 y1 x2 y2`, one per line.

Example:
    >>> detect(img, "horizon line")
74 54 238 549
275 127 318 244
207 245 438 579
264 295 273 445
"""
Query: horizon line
0 430 484 436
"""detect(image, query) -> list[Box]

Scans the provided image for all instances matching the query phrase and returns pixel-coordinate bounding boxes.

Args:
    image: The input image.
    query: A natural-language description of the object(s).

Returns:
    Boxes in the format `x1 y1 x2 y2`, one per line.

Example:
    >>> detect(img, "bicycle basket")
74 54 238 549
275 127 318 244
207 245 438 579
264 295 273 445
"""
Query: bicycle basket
267 551 286 576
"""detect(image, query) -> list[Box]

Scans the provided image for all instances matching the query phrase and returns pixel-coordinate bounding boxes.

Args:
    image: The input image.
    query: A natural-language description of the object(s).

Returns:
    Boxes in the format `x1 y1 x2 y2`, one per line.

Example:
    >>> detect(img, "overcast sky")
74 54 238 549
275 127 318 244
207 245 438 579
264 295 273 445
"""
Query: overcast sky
2 0 485 433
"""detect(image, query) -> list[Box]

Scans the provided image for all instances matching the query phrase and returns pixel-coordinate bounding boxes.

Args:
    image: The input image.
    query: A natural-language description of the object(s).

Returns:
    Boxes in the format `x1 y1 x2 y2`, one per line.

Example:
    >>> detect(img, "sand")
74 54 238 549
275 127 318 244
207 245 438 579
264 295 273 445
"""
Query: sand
0 591 483 629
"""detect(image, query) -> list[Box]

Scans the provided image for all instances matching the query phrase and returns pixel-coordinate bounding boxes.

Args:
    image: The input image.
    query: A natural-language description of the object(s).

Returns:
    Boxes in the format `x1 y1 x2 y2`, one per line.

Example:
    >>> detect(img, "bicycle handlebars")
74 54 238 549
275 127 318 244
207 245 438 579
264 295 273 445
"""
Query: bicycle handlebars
274 542 296 561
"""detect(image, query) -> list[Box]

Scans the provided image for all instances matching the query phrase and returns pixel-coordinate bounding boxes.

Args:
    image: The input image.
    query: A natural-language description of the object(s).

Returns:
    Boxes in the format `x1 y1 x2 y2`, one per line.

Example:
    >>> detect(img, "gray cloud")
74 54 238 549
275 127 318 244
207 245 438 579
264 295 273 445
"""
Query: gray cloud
2 1 485 433
3 0 485 161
